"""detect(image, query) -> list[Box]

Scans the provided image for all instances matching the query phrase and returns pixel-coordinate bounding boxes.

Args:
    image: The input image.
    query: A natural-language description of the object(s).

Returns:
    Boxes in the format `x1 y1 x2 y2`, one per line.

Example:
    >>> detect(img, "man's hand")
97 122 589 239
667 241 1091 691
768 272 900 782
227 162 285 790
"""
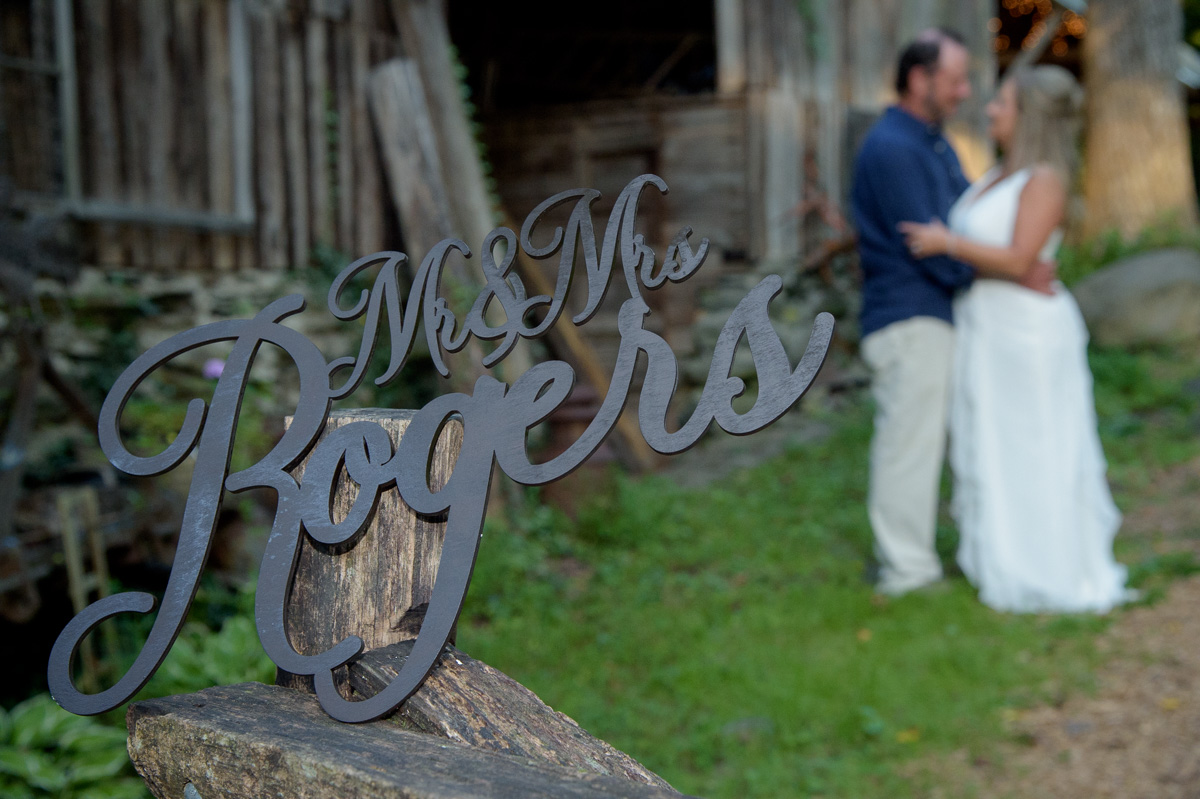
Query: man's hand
1020 258 1057 295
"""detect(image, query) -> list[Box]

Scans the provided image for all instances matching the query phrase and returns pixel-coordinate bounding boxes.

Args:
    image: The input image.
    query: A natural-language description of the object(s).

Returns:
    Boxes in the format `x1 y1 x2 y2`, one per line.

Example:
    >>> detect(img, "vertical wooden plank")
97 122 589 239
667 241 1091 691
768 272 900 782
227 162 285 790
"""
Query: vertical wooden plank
391 0 493 251
367 59 453 259
53 0 81 203
229 0 255 268
250 7 287 269
79 0 124 267
810 0 842 211
174 0 209 271
141 0 174 269
351 0 383 255
715 0 746 95
59 492 98 692
229 0 254 223
205 0 237 270
847 0 896 109
114 0 150 267
334 17 355 254
282 18 309 268
762 87 801 259
306 16 332 247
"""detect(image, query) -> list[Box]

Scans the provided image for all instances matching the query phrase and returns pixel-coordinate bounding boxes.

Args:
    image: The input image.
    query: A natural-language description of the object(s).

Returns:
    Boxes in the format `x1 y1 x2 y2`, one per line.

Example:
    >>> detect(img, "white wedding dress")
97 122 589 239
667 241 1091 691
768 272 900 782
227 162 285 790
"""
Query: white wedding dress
947 167 1129 613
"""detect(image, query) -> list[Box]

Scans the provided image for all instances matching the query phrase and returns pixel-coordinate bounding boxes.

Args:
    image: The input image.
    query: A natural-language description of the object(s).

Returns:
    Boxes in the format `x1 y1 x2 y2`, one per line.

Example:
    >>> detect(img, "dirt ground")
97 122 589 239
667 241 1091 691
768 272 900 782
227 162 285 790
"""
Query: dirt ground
918 455 1200 798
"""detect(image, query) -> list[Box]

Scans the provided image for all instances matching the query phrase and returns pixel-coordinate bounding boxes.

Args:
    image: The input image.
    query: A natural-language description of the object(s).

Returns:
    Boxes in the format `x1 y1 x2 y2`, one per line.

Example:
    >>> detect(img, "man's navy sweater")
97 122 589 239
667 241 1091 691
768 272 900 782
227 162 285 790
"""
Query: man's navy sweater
851 106 974 339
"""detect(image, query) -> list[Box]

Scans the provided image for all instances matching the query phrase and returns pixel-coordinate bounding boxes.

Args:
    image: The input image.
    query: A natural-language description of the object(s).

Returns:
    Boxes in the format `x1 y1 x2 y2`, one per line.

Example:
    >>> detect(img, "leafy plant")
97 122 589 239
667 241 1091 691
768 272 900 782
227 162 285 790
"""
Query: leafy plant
0 694 144 799
1058 220 1200 286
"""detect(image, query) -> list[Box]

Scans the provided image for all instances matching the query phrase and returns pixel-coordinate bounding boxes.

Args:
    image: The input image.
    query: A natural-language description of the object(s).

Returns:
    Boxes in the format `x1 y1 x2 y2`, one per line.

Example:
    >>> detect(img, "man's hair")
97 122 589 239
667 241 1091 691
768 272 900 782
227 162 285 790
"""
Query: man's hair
895 28 966 95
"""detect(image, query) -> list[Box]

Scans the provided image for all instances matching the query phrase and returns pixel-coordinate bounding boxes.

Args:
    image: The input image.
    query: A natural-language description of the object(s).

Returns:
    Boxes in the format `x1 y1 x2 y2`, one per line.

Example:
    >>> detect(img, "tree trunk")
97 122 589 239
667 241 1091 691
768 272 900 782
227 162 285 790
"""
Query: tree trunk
1082 0 1198 241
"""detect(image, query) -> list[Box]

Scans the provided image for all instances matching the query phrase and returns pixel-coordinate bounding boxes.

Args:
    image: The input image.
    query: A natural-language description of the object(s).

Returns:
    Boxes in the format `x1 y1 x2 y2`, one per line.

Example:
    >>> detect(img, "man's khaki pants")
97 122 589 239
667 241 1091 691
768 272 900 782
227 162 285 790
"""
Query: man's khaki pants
861 317 955 595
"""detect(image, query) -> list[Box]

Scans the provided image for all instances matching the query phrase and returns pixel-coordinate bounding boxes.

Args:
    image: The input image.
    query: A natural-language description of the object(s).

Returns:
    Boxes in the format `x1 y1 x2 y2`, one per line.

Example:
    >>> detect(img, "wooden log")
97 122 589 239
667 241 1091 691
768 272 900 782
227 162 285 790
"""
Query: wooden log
347 640 675 790
276 410 463 694
127 683 688 799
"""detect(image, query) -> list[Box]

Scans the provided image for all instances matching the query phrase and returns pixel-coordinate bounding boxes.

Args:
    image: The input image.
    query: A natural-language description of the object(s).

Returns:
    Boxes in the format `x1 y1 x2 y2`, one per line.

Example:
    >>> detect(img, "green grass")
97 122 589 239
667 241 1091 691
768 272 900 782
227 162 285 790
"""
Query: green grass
459 368 1191 798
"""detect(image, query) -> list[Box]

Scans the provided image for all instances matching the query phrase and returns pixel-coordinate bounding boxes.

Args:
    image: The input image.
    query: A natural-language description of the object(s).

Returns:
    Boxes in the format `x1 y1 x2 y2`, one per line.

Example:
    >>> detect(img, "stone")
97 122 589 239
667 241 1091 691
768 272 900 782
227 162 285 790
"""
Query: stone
127 683 689 799
1071 248 1200 347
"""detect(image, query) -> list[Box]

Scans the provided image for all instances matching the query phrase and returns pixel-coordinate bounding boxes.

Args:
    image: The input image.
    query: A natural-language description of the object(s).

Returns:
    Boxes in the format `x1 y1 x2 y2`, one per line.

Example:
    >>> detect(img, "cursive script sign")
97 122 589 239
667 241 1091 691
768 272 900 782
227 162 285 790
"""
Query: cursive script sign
48 174 834 723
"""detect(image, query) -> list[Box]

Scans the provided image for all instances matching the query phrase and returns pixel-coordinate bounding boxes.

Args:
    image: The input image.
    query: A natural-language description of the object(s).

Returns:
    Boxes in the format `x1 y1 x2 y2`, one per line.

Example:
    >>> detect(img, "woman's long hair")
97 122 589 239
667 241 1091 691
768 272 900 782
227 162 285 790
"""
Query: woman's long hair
1005 65 1084 183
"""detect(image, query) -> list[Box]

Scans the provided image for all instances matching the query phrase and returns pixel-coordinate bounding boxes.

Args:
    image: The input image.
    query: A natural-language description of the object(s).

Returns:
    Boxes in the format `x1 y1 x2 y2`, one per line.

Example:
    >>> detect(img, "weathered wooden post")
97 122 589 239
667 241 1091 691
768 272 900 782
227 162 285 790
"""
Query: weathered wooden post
125 409 681 798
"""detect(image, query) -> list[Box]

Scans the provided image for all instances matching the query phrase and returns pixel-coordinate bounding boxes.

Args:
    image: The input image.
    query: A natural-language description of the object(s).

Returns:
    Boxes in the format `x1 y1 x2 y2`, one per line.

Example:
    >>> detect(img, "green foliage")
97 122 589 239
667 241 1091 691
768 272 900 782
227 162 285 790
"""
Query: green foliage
0 694 144 799
468 489 575 623
119 578 275 703
1057 222 1200 287
1090 344 1200 491
3 580 271 799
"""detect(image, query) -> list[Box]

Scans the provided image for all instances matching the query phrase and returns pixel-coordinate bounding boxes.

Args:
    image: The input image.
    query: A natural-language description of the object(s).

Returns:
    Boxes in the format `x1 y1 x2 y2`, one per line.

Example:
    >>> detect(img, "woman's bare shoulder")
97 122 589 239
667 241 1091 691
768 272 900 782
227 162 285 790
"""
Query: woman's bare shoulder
1024 164 1067 194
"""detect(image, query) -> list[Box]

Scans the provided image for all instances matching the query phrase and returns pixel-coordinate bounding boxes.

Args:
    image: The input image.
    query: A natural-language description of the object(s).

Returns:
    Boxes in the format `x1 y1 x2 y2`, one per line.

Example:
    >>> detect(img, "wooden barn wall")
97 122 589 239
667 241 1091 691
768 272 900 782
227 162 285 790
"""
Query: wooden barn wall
3 0 994 274
2 0 398 273
726 0 995 260
484 95 750 258
484 0 994 269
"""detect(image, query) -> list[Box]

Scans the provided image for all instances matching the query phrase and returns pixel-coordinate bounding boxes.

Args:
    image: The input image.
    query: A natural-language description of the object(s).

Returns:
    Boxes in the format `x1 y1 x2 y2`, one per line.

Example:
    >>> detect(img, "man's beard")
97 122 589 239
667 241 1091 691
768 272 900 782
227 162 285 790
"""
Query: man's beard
923 87 947 125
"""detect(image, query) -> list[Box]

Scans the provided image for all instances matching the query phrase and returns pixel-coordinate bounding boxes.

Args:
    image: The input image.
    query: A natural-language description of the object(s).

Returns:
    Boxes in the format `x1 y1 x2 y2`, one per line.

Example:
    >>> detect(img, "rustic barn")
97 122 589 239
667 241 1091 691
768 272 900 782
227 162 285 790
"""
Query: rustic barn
459 1 998 268
0 0 1006 280
1 0 401 272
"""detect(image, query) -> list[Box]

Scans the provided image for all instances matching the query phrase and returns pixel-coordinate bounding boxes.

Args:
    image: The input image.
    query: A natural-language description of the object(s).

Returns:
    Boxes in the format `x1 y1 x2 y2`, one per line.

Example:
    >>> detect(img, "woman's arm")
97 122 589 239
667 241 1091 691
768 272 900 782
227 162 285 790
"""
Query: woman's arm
898 166 1066 282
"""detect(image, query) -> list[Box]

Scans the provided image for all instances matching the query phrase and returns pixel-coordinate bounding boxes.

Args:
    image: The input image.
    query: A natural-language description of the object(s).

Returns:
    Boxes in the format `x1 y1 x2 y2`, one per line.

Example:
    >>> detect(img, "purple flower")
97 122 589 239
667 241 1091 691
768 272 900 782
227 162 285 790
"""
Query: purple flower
203 358 225 380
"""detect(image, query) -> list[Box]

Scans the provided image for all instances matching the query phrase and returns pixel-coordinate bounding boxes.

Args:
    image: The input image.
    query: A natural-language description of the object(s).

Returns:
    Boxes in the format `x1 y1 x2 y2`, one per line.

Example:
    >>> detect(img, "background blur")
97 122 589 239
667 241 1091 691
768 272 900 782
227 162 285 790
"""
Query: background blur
3 1 1200 797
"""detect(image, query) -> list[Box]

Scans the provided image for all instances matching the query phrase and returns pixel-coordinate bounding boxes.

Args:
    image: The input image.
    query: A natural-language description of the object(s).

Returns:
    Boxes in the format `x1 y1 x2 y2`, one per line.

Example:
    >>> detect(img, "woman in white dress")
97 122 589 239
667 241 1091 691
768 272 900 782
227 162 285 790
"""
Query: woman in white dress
899 65 1130 613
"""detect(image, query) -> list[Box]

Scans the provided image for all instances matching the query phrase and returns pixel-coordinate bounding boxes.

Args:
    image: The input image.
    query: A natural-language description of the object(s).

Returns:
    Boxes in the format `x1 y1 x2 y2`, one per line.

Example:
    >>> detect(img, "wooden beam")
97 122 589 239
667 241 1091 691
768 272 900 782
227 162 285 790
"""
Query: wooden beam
63 200 254 233
714 0 746 94
366 58 454 257
507 231 659 473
